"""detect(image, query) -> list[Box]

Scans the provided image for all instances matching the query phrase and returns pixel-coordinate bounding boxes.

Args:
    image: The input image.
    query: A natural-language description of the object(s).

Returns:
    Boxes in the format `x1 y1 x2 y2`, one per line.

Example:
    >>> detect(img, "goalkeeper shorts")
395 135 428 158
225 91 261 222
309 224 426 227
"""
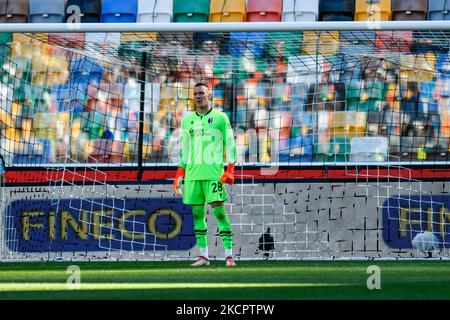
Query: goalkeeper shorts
183 180 228 205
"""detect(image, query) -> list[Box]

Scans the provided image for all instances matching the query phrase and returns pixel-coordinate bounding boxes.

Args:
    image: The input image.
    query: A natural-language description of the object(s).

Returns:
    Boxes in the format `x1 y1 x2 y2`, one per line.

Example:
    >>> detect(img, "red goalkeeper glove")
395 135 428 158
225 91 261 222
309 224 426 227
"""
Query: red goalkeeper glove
220 163 235 185
173 167 185 196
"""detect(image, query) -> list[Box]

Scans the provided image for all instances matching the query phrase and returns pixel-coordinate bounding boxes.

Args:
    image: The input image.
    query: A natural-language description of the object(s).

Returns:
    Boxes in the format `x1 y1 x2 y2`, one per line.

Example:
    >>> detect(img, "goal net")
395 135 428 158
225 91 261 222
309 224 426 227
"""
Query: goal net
0 23 449 261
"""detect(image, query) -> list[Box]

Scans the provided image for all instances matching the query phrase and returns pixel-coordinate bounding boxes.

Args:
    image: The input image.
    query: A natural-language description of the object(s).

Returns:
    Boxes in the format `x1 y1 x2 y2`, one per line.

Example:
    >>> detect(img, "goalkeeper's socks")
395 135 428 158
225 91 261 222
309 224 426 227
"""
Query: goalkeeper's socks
192 205 208 250
224 249 232 258
212 206 233 251
200 248 209 260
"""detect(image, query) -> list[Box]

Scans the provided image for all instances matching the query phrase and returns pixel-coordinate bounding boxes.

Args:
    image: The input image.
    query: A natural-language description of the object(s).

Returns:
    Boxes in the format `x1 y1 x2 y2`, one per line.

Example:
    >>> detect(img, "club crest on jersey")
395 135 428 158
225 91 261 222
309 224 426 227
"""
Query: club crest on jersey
208 117 214 124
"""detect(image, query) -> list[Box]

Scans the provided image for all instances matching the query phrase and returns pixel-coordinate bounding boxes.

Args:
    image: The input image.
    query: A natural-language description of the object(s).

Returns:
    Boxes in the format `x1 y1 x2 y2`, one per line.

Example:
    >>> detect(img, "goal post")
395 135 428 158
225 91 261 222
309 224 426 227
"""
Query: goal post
0 22 449 261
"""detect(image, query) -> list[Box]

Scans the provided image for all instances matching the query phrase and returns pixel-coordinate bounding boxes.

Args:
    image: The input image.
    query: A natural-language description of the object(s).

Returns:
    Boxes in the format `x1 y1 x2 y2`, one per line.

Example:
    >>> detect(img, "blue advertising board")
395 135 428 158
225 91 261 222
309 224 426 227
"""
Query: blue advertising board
382 195 450 249
5 198 196 252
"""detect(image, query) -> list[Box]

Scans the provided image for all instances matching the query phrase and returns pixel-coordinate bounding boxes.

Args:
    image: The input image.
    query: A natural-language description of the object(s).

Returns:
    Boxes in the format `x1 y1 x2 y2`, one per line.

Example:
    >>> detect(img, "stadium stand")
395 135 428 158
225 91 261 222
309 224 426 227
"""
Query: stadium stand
210 0 246 22
0 0 29 23
0 0 449 164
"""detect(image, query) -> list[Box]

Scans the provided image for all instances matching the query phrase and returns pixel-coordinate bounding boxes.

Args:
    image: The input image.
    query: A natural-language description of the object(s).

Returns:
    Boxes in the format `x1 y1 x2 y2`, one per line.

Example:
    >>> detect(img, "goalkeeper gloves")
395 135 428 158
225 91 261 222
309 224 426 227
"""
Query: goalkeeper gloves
220 163 235 185
173 167 185 196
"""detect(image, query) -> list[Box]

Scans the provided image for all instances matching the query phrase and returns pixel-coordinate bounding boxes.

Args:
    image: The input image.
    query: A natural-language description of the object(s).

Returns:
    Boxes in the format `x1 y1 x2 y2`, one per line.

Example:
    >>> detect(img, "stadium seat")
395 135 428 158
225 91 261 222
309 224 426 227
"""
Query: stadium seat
0 0 28 23
29 0 65 23
80 112 105 140
145 83 161 114
179 55 215 79
327 137 350 162
229 32 266 58
429 0 450 20
412 29 450 53
319 0 355 21
10 34 34 59
11 80 31 111
88 82 124 114
287 55 325 84
302 31 340 56
103 82 124 114
118 33 156 67
138 0 173 22
66 0 101 23
435 53 450 78
84 33 121 59
89 139 114 162
173 0 210 22
350 137 388 162
213 55 236 79
392 0 428 21
124 81 140 112
312 135 329 162
101 0 137 23
282 0 319 21
12 139 52 165
279 135 313 162
329 111 366 139
193 32 225 54
266 32 303 59
87 84 100 112
50 84 79 113
346 80 362 111
289 85 309 116
376 30 413 53
400 53 436 82
48 33 86 51
70 57 103 85
355 0 391 21
209 0 246 22
10 57 32 84
31 52 70 87
0 33 11 67
340 31 376 57
124 82 160 114
69 58 103 111
246 0 282 22
418 81 437 119
346 80 384 111
88 139 125 163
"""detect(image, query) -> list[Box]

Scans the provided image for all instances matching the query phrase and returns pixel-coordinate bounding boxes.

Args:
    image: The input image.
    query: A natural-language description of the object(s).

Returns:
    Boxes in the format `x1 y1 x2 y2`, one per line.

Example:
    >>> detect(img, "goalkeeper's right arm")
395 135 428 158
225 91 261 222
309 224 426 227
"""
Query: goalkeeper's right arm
174 118 188 196
173 167 185 196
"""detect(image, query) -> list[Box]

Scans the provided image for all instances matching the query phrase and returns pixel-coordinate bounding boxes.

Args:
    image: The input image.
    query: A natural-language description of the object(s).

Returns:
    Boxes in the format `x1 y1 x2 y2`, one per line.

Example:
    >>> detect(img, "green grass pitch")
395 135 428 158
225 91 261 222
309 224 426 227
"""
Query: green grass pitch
0 260 449 300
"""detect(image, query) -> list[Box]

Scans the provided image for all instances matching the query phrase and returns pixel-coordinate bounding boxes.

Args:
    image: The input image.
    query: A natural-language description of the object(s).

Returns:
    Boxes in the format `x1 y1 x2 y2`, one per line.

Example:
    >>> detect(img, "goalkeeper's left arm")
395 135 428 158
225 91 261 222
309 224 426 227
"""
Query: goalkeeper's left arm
220 114 237 185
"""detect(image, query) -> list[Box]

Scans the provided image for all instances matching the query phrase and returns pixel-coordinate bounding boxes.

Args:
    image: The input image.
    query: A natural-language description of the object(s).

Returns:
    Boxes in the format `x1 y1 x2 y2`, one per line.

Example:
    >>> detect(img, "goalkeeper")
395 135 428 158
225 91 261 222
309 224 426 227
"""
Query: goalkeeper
173 83 237 267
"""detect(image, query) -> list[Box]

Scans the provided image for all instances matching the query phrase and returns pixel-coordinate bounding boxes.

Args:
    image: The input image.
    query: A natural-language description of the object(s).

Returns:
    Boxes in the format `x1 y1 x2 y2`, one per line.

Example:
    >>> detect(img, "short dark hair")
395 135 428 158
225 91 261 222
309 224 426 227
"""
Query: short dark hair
194 82 210 90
